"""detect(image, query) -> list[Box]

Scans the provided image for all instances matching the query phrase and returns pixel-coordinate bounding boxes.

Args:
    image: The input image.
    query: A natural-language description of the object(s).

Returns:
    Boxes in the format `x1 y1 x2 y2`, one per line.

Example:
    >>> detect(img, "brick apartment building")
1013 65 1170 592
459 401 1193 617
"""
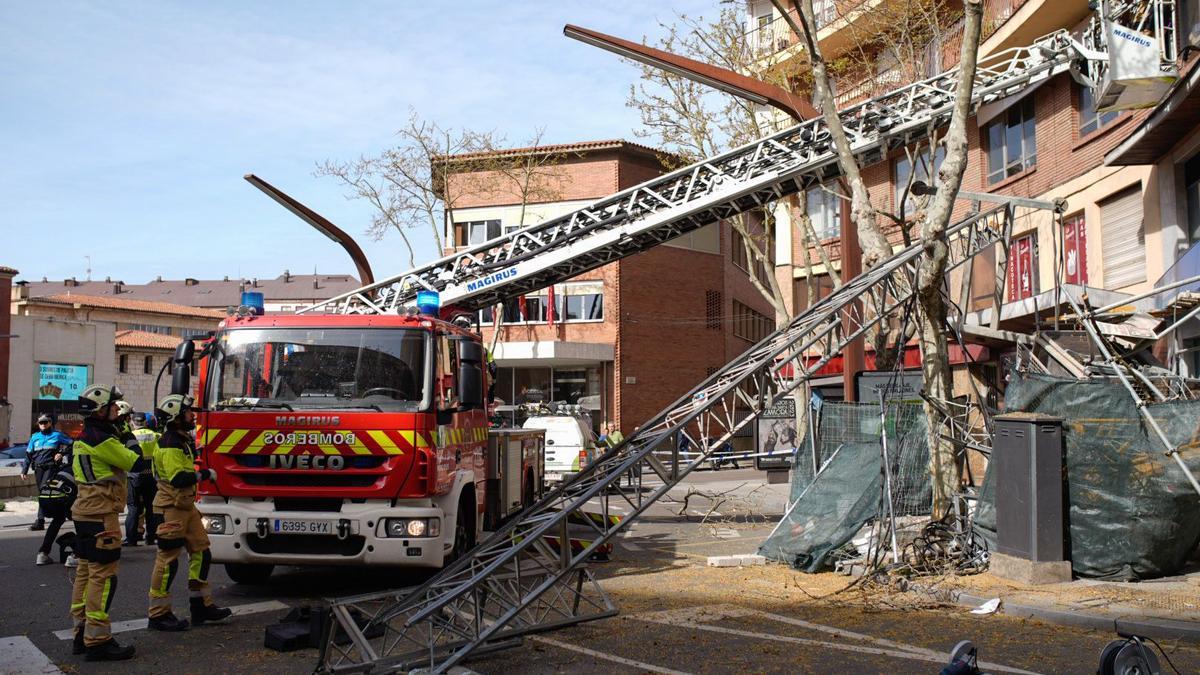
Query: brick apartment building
442 140 777 434
744 0 1195 399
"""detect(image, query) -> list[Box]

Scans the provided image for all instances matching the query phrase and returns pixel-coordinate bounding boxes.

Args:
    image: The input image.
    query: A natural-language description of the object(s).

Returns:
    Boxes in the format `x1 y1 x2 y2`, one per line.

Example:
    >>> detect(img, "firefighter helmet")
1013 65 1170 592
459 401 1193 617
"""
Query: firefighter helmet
115 400 134 418
155 394 194 424
78 384 123 414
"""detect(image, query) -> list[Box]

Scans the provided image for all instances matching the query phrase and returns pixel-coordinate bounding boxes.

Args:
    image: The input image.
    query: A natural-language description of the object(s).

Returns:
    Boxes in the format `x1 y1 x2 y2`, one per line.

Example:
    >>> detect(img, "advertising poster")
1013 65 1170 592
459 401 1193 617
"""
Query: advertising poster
32 363 90 437
755 396 797 471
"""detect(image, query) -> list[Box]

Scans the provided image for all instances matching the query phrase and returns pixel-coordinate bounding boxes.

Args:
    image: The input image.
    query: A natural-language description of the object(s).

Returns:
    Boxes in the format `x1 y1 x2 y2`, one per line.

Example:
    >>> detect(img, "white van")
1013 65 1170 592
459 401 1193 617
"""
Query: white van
522 415 597 484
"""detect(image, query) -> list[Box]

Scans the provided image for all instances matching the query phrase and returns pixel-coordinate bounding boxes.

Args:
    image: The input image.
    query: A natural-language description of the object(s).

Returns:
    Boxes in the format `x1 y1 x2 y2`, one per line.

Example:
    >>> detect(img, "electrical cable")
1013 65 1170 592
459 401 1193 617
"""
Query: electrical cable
1142 635 1182 675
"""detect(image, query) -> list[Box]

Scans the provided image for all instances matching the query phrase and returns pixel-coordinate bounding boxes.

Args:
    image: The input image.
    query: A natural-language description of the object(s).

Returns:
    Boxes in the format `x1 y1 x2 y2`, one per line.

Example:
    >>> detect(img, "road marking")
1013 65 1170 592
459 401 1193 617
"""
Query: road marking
52 600 288 640
633 604 1040 675
0 635 63 674
713 528 740 539
529 635 690 675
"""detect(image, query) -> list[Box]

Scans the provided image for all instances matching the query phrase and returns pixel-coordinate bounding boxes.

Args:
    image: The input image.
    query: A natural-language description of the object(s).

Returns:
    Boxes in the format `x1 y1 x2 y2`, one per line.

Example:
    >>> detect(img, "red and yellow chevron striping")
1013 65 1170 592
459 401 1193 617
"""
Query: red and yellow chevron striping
200 428 433 456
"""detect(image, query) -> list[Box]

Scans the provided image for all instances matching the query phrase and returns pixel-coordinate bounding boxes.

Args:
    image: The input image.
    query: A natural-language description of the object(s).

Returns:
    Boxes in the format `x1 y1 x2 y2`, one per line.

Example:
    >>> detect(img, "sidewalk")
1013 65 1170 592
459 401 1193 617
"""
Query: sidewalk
919 568 1200 642
0 498 41 529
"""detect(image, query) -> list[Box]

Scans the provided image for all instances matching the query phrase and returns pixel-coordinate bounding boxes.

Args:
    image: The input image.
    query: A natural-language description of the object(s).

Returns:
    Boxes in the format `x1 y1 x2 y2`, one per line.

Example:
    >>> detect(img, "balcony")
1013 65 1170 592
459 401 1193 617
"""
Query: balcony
825 0 1031 108
747 0 1030 67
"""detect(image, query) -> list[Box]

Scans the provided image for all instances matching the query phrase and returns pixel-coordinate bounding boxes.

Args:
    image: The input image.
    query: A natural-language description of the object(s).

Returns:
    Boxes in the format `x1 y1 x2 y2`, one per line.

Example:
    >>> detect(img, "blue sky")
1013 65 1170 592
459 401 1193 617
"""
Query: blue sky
0 1 718 285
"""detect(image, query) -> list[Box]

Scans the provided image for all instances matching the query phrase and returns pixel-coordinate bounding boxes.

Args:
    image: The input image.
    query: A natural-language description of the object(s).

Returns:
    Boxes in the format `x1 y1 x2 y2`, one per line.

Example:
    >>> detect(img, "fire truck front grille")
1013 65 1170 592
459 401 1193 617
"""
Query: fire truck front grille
274 498 343 512
234 456 386 469
240 474 380 488
246 534 365 557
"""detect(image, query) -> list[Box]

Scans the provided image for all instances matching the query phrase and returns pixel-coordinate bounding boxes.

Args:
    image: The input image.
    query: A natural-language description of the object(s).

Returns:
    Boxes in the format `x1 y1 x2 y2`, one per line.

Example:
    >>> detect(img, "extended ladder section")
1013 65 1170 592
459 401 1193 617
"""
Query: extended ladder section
301 31 1088 317
316 204 1014 673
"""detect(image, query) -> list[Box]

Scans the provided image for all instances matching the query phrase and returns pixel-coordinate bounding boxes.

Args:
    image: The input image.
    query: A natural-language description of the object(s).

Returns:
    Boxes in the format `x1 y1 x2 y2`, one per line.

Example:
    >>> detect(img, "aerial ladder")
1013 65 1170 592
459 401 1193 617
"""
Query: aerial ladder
311 3 1179 671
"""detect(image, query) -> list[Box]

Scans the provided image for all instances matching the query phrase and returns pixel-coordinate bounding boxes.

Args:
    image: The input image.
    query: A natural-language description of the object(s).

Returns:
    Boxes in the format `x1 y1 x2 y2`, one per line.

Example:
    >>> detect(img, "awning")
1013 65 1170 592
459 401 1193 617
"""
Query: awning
492 341 614 368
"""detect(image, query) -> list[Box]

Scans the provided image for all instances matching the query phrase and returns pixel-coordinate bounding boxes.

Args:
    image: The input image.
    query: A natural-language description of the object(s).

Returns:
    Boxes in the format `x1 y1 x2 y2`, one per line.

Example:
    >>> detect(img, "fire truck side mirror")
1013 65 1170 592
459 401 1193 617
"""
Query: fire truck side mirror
458 363 483 410
457 340 484 365
170 340 196 396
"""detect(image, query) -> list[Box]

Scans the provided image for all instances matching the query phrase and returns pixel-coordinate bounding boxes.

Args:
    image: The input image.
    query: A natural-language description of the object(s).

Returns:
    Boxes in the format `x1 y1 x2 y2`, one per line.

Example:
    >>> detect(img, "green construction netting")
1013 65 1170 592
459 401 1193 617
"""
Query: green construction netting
974 372 1200 580
760 401 930 572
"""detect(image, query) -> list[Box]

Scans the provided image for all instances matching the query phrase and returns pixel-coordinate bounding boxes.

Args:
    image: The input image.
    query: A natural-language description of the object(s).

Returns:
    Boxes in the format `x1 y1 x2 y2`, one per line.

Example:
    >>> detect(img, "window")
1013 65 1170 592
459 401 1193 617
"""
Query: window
806 186 842 240
210 327 428 411
1063 215 1088 285
794 274 835 313
812 0 837 29
984 97 1036 184
1185 154 1200 246
732 224 772 285
119 354 128 374
732 227 750 272
894 146 946 216
479 282 603 324
1079 84 1118 136
127 323 172 335
453 219 501 247
1006 233 1038 302
732 300 773 344
143 356 154 375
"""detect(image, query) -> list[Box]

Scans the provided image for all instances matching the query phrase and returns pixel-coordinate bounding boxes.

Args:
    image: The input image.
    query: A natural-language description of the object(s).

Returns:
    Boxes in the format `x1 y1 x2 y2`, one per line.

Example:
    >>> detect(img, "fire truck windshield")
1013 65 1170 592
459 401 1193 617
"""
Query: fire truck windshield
208 327 430 412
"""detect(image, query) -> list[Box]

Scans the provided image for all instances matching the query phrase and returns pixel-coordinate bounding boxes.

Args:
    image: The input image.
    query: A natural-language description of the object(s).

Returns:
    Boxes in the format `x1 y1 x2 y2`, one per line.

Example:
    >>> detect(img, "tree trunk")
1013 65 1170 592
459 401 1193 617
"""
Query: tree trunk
917 0 983 518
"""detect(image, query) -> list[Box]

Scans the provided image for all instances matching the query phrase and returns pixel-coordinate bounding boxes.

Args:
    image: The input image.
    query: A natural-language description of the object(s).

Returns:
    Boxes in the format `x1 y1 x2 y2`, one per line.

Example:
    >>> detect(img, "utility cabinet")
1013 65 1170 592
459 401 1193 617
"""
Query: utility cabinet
992 414 1067 562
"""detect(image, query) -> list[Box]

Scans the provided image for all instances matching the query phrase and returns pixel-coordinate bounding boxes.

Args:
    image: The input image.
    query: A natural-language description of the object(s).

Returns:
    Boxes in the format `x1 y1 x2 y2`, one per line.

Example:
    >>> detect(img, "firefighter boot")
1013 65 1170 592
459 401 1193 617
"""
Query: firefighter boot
148 612 190 632
71 627 84 655
190 597 232 625
85 638 135 662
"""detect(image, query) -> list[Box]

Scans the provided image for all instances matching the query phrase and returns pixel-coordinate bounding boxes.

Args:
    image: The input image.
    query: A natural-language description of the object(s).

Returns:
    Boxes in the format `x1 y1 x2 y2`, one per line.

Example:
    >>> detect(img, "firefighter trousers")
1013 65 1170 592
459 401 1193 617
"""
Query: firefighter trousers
148 506 213 618
69 513 123 647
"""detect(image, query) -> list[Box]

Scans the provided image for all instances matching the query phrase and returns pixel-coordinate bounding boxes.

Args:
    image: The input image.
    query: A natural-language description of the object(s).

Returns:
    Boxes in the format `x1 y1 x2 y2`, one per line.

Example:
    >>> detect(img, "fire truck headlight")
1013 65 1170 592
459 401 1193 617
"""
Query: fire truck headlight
201 514 228 535
406 519 427 537
384 518 440 538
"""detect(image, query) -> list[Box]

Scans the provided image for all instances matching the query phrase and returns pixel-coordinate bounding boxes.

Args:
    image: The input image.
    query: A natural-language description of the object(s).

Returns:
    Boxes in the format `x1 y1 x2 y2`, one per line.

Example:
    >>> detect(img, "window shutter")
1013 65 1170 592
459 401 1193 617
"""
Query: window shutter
1100 186 1145 289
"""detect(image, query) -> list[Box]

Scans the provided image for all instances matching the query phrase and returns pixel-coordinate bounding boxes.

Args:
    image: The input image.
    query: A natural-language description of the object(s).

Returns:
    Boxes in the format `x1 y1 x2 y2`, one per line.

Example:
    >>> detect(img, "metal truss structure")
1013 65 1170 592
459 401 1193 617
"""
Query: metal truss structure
316 205 1015 673
301 32 1088 317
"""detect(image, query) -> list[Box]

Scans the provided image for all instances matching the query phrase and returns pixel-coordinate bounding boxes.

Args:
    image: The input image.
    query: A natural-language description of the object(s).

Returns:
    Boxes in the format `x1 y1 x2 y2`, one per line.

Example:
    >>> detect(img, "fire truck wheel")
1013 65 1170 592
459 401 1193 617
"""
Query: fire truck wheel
449 490 476 563
224 562 274 585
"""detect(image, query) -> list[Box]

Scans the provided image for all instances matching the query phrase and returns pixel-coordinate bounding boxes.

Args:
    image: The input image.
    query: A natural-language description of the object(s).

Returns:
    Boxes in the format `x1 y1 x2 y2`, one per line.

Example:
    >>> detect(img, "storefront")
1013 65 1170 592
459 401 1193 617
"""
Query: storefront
491 364 607 431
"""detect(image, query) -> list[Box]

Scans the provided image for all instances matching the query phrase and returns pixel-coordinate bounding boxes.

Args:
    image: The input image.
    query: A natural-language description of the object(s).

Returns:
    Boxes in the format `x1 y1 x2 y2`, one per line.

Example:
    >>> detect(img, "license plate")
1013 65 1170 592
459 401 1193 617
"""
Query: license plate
546 472 563 483
272 518 333 535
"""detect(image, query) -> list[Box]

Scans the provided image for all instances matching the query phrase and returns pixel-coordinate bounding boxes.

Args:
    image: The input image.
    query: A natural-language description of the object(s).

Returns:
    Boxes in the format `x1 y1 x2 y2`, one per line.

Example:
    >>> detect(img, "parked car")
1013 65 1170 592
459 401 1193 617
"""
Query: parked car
0 444 29 469
522 415 597 484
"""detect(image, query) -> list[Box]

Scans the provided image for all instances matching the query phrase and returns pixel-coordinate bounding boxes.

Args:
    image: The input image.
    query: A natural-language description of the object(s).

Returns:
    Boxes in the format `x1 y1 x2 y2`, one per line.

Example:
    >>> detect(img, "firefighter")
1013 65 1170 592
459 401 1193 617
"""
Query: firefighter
69 383 148 661
147 394 231 632
124 411 158 546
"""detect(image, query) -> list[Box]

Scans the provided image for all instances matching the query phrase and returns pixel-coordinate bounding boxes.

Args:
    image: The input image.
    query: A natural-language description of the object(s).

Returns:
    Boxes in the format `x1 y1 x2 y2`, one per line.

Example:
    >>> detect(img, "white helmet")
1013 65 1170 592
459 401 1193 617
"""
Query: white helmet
79 384 123 414
115 400 134 418
155 394 194 425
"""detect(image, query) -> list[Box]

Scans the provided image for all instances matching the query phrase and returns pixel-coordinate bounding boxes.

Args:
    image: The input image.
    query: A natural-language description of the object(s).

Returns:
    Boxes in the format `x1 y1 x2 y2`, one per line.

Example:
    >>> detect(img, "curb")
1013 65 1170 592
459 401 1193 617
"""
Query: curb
953 590 1200 642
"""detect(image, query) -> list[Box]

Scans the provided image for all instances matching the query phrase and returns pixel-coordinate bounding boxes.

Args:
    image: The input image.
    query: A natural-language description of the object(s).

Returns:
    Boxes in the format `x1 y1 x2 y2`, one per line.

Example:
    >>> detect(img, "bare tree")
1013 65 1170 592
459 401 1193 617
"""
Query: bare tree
626 7 809 328
317 110 507 268
777 0 984 517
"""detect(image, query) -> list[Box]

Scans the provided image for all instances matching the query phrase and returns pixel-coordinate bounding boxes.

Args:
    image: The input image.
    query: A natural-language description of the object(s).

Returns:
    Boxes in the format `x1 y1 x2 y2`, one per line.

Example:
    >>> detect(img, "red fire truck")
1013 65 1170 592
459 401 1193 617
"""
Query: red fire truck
179 308 544 583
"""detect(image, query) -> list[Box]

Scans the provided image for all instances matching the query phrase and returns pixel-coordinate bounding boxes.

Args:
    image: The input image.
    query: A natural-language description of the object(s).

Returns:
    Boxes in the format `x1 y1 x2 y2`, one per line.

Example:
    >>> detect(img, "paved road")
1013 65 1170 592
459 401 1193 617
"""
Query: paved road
1 469 1197 673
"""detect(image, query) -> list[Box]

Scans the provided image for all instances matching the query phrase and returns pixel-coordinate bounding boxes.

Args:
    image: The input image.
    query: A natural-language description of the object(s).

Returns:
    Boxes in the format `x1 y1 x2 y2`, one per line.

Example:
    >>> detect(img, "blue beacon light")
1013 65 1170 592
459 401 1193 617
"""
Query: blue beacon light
240 291 265 316
416 290 441 316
